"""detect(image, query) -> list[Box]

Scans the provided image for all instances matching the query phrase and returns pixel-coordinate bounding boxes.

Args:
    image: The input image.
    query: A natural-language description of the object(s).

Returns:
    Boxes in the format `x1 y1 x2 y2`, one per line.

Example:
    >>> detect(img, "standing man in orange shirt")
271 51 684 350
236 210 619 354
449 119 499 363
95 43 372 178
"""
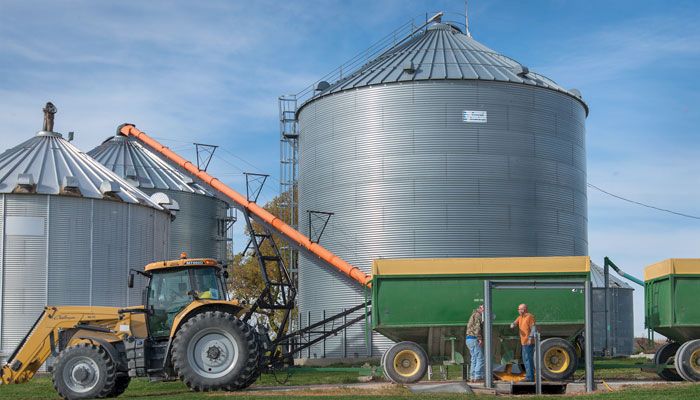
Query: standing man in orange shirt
510 303 537 382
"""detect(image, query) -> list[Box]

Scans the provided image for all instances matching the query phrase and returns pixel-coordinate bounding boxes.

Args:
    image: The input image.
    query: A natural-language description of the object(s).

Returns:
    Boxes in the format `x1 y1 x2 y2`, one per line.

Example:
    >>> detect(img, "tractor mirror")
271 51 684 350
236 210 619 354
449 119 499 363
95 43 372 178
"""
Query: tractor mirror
128 272 134 288
223 271 229 280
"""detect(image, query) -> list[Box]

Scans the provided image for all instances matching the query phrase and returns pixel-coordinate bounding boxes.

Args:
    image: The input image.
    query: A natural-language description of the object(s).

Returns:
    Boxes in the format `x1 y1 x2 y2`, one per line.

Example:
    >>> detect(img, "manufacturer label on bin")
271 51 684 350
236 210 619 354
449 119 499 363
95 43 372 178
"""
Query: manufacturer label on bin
462 110 487 123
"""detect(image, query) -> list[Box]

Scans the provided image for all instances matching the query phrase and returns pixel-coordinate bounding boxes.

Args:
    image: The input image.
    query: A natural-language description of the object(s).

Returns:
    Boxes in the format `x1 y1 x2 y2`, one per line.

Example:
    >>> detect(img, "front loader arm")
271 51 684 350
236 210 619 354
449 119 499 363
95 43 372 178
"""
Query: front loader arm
1 306 124 384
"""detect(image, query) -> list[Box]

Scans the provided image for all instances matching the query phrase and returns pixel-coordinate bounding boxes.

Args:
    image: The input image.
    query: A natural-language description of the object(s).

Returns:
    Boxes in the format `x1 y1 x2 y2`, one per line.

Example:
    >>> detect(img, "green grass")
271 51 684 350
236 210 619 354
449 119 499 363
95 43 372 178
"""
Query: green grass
583 357 659 381
1 376 699 399
0 362 694 400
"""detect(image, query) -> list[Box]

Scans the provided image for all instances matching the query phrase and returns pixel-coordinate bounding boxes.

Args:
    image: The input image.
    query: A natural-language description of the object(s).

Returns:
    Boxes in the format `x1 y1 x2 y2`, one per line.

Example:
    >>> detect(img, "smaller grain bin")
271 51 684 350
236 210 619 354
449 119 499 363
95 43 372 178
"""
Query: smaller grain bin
89 134 229 260
0 104 171 364
591 263 634 356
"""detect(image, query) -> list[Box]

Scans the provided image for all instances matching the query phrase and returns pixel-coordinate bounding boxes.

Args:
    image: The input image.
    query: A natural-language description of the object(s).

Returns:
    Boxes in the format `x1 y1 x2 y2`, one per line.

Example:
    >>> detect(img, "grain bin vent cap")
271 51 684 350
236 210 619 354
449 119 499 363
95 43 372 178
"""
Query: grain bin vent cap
303 22 587 115
0 130 166 211
88 134 218 199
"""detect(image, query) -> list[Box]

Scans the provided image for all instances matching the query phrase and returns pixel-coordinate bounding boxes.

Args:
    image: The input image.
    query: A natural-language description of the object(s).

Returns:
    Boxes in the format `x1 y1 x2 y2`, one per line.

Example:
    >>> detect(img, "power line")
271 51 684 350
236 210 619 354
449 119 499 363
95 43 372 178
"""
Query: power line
587 183 700 220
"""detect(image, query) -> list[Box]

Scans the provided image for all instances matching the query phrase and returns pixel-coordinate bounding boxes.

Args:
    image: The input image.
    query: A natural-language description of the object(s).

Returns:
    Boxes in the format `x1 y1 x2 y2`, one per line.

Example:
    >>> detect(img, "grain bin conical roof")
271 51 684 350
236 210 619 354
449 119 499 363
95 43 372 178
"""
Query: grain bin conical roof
88 134 213 196
309 22 587 112
0 131 165 209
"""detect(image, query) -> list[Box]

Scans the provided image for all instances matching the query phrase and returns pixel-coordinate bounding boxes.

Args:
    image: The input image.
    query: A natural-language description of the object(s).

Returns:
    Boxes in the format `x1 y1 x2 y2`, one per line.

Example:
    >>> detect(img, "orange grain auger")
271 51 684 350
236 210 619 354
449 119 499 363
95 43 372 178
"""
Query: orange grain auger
119 123 371 287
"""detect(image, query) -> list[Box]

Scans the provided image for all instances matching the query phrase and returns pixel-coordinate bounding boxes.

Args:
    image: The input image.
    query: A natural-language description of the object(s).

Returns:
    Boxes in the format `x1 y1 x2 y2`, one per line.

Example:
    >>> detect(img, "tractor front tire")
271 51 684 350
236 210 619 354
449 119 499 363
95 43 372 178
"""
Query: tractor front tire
540 338 578 381
171 311 258 391
52 343 118 399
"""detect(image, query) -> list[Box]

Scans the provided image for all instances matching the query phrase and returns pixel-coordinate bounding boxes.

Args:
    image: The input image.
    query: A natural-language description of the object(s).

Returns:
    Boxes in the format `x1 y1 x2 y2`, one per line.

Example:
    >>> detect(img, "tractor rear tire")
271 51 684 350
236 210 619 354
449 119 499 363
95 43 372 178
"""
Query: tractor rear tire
675 339 700 382
229 324 264 390
171 311 259 391
654 342 683 381
382 341 428 384
52 343 118 399
540 338 578 381
105 374 130 398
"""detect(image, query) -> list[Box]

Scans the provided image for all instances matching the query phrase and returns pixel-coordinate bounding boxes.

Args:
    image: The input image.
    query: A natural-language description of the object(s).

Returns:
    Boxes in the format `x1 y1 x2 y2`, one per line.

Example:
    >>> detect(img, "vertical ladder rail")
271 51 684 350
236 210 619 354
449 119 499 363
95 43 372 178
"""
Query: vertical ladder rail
278 95 299 286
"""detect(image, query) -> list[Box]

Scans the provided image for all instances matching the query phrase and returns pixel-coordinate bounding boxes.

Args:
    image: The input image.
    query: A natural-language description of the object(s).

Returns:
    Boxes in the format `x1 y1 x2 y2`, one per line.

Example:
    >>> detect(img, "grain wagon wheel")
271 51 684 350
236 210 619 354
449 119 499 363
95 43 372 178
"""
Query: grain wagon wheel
653 342 682 381
380 349 390 379
539 338 577 381
674 341 693 381
675 339 700 382
382 341 428 384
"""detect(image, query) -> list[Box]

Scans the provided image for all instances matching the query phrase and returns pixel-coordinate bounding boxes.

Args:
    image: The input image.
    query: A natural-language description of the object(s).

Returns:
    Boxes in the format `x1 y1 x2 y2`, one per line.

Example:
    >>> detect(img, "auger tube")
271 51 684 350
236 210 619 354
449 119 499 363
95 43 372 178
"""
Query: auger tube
119 124 371 287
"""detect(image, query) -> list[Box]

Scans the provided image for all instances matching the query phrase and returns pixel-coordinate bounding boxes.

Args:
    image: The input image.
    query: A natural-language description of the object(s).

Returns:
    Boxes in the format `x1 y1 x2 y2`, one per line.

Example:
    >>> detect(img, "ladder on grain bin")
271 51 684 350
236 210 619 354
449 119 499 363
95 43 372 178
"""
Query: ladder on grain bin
118 124 372 365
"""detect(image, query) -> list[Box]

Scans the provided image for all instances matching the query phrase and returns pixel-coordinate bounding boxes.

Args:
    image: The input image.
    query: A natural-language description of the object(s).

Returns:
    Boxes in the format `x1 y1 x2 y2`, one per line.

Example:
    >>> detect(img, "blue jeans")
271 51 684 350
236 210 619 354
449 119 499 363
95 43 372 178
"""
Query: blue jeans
466 337 484 380
522 344 535 381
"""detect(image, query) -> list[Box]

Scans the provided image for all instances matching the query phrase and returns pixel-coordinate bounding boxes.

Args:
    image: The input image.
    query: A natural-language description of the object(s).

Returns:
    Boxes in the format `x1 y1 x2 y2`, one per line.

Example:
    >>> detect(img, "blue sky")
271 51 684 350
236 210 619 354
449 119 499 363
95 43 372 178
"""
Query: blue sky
1 0 699 335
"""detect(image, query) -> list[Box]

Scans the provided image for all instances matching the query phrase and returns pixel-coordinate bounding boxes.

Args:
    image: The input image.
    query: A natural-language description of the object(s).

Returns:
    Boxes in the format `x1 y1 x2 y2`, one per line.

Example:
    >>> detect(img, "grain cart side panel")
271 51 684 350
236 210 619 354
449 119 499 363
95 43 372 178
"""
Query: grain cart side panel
645 259 700 342
372 256 589 346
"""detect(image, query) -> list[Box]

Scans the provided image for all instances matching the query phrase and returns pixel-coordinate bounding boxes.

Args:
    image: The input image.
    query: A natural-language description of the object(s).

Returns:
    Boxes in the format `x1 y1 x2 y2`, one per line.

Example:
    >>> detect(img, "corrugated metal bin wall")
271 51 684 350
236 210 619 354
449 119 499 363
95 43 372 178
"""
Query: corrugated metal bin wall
0 194 170 363
592 287 634 356
140 189 227 260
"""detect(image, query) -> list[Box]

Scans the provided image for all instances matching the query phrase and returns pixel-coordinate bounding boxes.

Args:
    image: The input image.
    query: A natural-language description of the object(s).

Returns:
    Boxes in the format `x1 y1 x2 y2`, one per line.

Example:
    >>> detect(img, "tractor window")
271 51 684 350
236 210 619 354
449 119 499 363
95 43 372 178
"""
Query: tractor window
192 267 224 300
147 269 192 337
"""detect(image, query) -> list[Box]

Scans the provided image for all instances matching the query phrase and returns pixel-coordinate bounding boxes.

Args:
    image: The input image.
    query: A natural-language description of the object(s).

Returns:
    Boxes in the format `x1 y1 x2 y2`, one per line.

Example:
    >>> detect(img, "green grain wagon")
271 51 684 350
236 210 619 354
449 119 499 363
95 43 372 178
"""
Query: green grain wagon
371 256 590 383
645 258 700 382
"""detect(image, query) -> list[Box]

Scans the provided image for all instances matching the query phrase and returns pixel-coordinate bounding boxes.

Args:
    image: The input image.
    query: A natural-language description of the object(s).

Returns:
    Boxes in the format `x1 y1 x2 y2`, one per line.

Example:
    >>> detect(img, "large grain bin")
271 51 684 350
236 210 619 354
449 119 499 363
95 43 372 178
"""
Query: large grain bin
297 22 590 358
0 119 171 364
89 134 229 260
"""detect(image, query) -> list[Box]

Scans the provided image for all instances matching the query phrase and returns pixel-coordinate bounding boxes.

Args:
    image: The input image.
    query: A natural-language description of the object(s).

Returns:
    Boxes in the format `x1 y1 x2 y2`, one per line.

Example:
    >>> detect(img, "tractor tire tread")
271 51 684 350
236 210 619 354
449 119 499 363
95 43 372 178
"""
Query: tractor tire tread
171 311 259 392
52 343 118 399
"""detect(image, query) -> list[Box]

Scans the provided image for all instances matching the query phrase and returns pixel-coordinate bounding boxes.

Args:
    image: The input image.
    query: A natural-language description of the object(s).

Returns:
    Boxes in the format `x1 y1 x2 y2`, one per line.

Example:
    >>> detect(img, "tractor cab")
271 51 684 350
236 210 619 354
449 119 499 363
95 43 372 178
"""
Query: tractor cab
129 253 229 337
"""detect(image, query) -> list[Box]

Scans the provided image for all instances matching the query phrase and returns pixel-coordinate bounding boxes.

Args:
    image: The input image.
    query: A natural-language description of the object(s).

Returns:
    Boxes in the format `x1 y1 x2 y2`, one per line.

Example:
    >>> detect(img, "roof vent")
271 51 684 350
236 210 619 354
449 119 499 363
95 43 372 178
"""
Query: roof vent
402 61 416 74
100 180 121 195
61 176 81 196
150 192 179 210
315 81 330 92
514 65 529 77
14 173 36 193
18 173 35 187
168 198 180 212
42 102 57 132
63 176 79 189
569 88 583 99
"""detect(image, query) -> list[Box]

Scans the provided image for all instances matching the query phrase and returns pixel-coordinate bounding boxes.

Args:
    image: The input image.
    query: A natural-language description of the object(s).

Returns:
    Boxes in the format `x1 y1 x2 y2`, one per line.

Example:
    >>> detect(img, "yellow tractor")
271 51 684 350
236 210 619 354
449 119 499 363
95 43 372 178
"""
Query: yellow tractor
0 255 263 398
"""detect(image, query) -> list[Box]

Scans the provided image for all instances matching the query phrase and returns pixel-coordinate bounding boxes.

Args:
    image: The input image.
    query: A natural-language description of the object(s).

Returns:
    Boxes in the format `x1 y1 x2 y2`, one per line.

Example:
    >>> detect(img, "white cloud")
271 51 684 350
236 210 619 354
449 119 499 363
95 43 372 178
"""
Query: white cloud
534 14 700 87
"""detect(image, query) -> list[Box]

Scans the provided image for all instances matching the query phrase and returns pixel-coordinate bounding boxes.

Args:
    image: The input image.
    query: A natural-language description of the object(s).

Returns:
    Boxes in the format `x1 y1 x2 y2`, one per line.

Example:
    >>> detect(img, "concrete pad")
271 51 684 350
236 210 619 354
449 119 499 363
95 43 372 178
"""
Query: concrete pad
408 381 474 394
